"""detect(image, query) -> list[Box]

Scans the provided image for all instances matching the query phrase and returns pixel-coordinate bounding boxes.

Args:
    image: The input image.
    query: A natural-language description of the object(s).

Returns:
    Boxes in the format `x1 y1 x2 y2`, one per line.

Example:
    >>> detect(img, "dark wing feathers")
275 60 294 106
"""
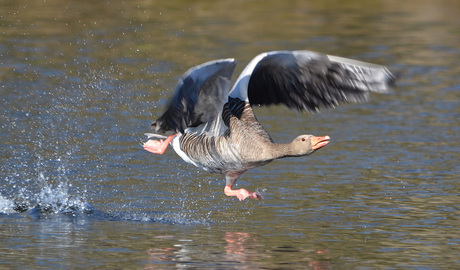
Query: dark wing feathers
151 59 236 135
150 51 398 135
247 51 397 112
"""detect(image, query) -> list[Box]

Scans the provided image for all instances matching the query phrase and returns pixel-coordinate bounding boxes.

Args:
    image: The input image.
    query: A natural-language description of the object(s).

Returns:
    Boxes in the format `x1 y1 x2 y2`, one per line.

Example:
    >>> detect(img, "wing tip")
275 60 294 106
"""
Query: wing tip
144 133 168 139
384 67 400 87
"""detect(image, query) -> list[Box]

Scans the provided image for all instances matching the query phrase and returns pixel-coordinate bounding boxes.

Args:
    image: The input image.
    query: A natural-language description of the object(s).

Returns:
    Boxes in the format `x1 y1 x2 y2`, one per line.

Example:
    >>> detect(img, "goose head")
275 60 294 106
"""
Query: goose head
289 135 330 156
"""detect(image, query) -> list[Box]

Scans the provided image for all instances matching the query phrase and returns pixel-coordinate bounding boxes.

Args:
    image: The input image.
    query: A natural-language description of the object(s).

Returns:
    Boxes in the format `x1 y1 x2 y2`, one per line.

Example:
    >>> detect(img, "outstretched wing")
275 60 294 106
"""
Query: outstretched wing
229 50 398 112
151 59 237 135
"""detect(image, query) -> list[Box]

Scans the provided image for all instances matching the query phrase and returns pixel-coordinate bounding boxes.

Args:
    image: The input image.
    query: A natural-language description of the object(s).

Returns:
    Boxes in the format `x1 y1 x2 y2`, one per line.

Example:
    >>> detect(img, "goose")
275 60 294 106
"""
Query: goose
143 50 397 201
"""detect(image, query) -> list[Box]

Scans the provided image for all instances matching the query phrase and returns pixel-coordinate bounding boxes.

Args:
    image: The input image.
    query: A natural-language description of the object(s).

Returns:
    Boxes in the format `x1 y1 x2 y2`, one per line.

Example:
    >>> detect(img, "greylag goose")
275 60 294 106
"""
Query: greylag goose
144 50 397 201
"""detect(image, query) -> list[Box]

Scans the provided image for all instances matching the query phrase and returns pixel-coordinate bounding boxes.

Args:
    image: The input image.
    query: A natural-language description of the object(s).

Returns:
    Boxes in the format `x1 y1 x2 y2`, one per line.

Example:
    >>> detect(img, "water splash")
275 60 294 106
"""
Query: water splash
1 178 211 225
0 175 92 217
33 181 92 215
1 64 213 225
0 66 110 218
0 195 17 215
100 210 212 225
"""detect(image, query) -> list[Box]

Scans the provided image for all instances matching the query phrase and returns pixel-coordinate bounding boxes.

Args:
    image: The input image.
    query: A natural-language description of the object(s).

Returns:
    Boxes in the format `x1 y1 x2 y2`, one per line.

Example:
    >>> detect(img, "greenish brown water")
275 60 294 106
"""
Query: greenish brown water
1 0 459 269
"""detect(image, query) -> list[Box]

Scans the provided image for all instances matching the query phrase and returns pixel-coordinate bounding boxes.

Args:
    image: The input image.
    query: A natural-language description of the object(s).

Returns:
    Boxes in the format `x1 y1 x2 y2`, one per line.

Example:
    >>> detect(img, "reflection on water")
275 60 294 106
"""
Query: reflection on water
1 0 460 269
142 231 335 269
224 232 259 269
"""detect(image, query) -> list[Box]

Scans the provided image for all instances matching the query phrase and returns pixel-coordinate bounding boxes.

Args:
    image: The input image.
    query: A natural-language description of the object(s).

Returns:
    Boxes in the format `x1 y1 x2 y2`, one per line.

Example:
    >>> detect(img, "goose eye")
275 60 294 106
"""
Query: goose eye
301 137 306 142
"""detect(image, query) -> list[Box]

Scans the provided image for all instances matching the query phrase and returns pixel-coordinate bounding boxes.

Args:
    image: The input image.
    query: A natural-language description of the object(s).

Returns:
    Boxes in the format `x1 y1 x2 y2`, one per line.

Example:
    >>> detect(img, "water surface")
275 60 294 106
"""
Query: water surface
1 0 459 269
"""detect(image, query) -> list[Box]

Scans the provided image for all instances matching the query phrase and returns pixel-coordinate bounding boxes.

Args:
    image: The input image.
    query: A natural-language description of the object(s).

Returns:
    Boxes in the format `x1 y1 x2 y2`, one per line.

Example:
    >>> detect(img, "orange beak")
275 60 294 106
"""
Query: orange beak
311 135 330 150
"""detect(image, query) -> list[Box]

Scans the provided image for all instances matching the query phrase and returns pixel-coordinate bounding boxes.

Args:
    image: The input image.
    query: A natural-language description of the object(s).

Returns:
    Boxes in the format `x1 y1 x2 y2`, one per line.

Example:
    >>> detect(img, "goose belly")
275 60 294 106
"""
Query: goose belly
172 133 267 174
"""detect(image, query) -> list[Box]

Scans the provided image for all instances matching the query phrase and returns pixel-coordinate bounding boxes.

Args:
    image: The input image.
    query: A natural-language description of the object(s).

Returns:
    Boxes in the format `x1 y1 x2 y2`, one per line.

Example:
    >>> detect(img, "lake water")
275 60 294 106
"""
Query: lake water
1 0 459 269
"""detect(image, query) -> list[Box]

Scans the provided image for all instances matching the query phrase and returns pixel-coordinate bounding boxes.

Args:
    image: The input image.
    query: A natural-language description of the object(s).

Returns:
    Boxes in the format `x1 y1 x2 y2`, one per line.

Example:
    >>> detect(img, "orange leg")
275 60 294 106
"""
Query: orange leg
224 185 262 201
143 135 176 155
